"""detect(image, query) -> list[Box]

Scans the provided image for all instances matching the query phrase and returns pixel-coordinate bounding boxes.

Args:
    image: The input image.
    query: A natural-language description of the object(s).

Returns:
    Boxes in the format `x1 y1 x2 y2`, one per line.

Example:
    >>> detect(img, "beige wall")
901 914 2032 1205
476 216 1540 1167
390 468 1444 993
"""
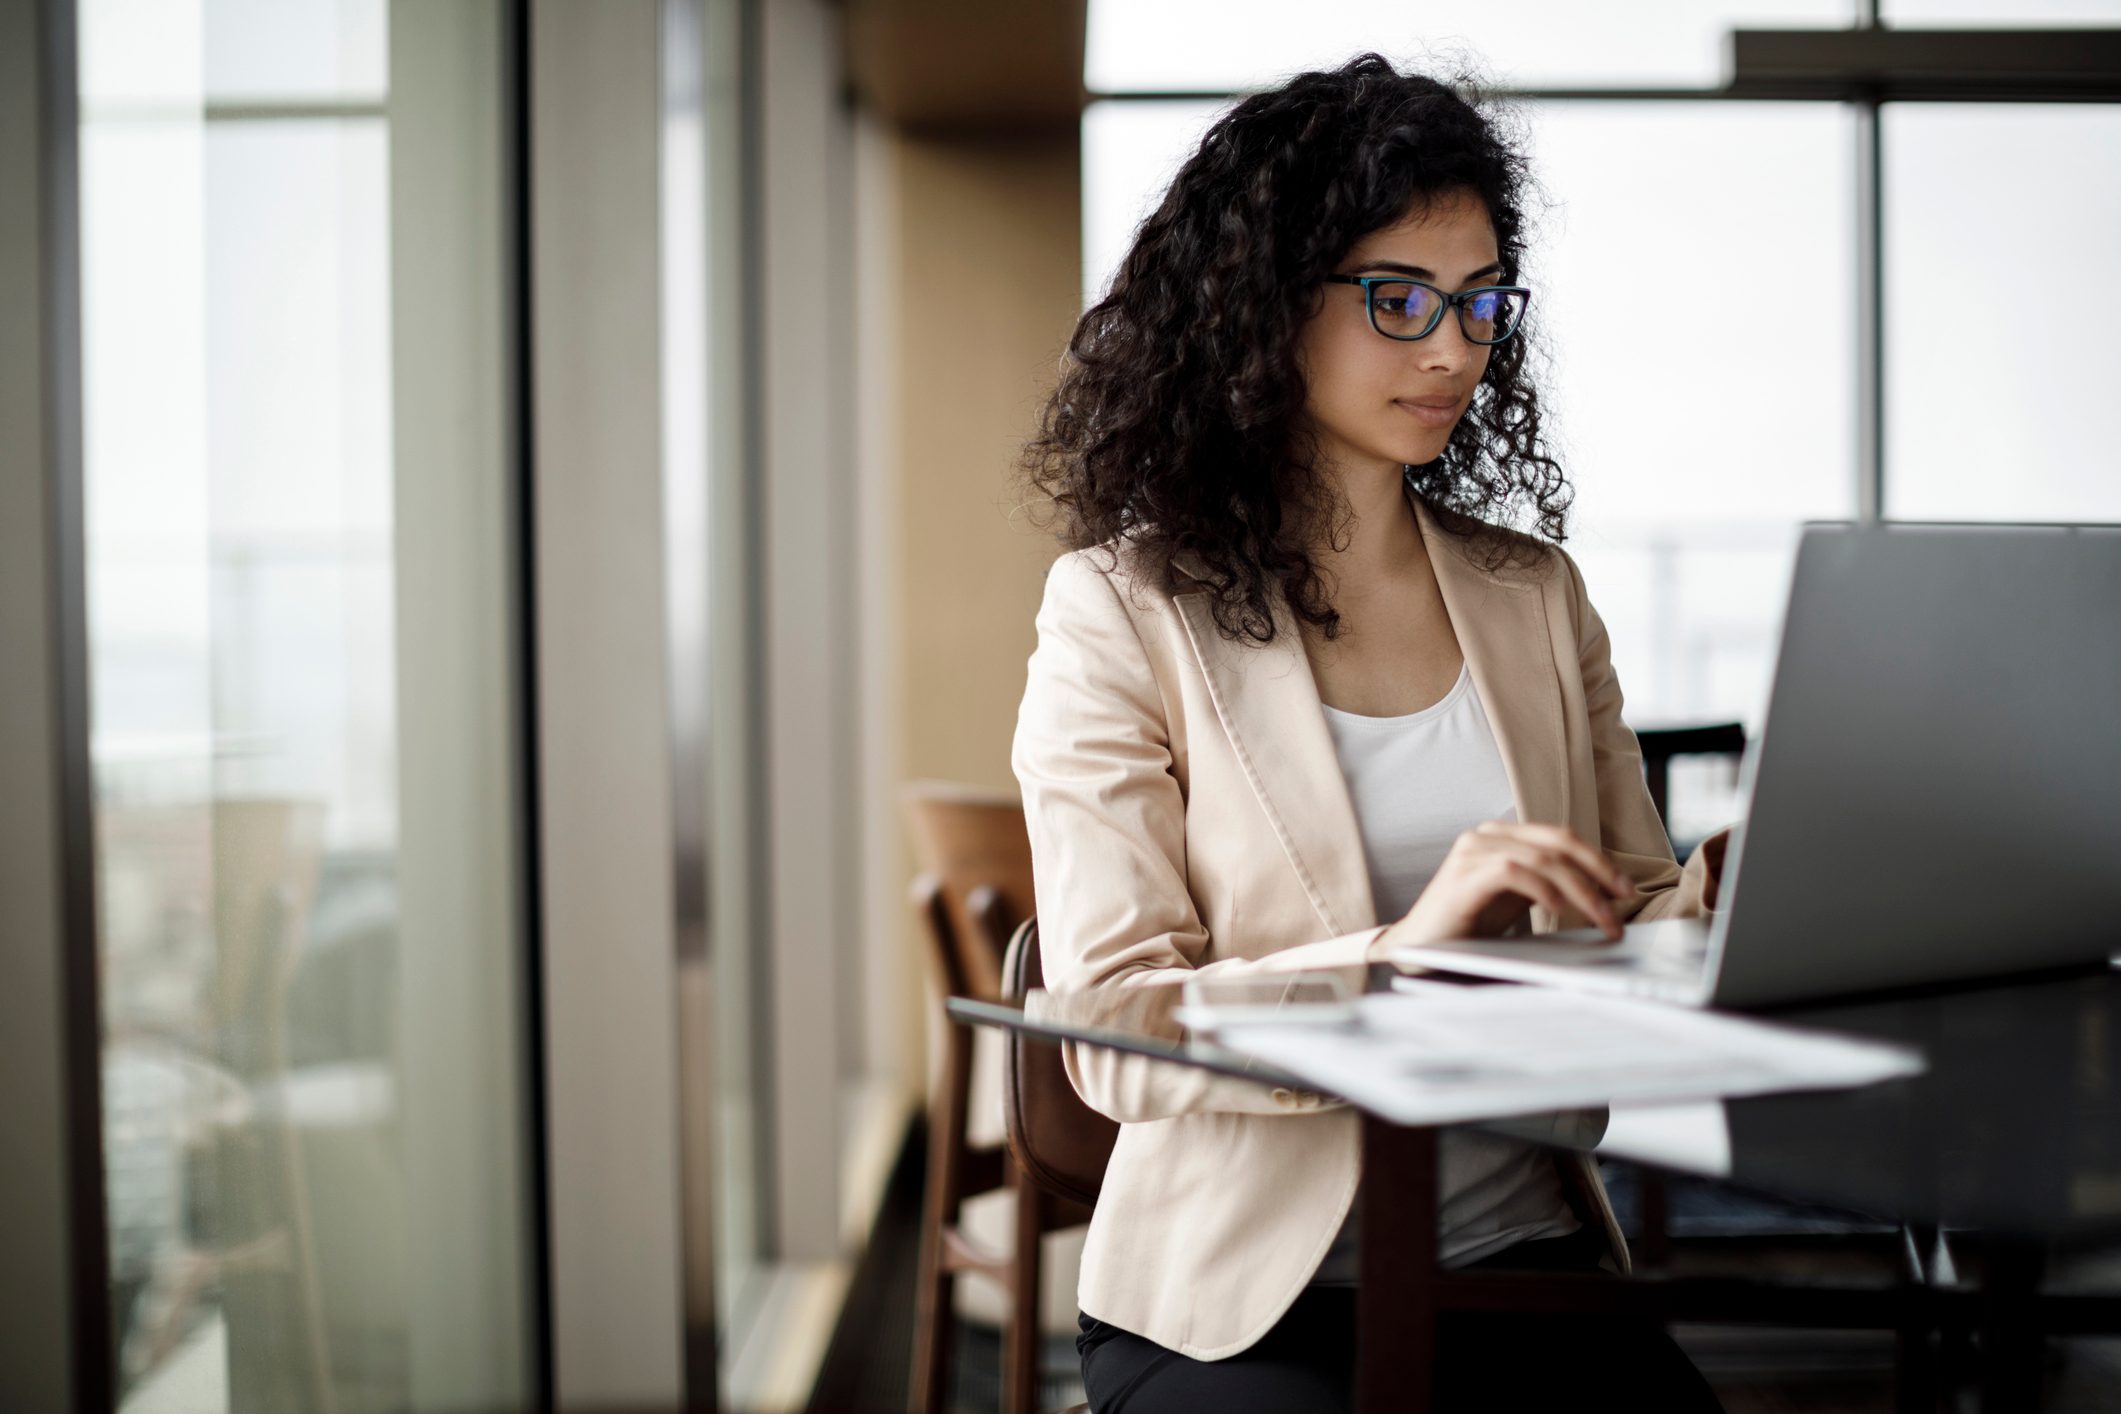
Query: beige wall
896 130 1079 789
857 123 1082 1088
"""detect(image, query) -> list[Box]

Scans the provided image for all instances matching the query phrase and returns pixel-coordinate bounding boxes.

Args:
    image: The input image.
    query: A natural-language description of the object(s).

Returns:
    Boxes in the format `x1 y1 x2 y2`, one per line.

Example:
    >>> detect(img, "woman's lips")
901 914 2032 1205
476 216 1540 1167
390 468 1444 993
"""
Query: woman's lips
1394 397 1463 429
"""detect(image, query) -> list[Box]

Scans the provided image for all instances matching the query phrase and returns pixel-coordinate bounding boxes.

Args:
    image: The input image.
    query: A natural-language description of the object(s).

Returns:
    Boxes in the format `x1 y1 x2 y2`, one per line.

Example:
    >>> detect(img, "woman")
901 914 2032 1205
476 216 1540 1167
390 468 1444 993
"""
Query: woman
1012 56 1726 1411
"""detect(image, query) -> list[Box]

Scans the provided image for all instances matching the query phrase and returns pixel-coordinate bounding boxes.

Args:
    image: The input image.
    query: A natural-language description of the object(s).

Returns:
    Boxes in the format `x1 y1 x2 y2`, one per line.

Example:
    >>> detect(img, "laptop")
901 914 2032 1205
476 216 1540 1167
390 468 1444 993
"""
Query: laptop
1392 523 2121 1009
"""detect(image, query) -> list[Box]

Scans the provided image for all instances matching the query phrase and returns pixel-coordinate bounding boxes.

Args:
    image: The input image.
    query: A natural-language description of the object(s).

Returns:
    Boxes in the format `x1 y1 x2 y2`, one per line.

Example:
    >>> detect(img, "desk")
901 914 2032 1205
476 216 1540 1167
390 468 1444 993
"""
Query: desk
951 967 2121 1412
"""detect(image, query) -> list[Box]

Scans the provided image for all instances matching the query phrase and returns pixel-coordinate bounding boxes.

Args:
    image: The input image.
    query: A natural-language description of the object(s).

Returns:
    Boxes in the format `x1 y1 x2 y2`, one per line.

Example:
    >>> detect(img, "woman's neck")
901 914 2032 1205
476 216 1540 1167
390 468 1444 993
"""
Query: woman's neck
1311 463 1427 601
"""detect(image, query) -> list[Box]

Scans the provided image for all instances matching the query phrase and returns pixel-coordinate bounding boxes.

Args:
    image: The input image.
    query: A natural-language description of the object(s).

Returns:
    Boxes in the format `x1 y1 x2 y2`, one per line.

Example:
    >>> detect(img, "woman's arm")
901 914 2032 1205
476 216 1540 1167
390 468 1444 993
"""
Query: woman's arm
1013 552 1384 1124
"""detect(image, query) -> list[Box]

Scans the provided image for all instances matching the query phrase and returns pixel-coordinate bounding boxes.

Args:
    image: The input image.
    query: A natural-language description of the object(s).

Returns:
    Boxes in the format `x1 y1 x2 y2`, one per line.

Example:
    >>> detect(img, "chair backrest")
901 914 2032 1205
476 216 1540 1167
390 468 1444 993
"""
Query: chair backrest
1634 722 1745 853
1000 918 1118 1209
209 798 326 1076
904 781 1036 1002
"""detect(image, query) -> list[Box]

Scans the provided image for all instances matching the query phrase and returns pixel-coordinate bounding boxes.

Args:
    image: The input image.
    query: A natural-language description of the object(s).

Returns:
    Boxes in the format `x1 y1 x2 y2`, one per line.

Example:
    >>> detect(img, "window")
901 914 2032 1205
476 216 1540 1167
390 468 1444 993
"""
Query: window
1085 0 1853 93
1528 102 1854 737
80 2 535 1406
1884 104 2121 522
1882 0 2121 23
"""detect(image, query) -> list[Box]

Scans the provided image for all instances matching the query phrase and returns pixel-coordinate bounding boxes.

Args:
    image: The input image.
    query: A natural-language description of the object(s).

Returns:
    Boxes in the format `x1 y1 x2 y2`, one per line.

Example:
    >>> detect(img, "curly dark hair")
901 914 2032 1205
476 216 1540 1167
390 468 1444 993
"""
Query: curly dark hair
1022 54 1569 644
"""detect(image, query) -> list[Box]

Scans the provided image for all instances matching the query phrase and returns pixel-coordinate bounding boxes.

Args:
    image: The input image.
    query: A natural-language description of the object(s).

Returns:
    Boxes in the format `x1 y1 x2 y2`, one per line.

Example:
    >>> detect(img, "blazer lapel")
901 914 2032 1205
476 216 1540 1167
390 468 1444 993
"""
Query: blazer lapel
1417 500 1571 830
1172 578 1377 937
1168 501 1570 939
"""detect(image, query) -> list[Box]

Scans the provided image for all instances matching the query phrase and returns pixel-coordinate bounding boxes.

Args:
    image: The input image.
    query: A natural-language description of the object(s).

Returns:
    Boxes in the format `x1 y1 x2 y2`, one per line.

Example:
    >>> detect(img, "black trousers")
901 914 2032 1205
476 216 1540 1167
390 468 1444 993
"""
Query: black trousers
1076 1228 1723 1413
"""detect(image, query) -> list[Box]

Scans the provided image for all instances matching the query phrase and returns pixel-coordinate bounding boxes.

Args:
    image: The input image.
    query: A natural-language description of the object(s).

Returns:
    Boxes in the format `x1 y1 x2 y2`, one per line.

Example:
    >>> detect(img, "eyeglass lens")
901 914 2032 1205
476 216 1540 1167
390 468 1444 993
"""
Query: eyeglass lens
1370 283 1525 343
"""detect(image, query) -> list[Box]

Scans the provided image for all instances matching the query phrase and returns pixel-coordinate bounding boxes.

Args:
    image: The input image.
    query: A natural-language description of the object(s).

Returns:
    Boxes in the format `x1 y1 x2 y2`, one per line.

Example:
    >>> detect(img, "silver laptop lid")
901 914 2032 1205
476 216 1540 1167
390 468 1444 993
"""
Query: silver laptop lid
1711 523 2121 1008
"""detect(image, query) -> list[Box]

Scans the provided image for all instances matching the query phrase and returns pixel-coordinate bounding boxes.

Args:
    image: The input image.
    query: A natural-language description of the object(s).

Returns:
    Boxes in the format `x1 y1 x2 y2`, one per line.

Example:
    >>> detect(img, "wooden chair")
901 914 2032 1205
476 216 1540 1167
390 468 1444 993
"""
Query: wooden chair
1635 720 1747 862
105 798 337 1411
905 784 1093 1414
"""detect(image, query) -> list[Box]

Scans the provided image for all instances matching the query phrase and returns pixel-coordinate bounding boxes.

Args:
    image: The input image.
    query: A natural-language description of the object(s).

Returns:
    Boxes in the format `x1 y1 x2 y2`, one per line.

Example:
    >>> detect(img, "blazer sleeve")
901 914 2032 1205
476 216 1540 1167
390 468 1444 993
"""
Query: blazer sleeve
1556 549 1719 925
1012 551 1385 1124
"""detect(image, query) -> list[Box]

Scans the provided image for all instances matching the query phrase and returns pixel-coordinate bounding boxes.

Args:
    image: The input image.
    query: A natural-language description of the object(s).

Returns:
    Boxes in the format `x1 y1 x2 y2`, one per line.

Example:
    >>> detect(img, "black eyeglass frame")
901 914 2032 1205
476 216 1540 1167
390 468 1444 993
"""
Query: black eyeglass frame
1322 274 1533 345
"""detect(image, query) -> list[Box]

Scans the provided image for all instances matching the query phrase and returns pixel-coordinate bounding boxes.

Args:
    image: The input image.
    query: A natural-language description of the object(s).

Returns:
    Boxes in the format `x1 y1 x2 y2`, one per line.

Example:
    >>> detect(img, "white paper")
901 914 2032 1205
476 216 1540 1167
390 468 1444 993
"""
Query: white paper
1211 988 1925 1127
1603 1101 1733 1177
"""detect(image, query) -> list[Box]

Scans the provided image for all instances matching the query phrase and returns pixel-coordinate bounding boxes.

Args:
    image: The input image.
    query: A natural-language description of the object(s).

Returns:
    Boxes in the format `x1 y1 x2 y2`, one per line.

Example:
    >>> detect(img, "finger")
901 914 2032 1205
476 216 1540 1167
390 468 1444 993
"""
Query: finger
1488 840 1622 937
1492 860 1573 926
1522 824 1634 897
1492 822 1634 897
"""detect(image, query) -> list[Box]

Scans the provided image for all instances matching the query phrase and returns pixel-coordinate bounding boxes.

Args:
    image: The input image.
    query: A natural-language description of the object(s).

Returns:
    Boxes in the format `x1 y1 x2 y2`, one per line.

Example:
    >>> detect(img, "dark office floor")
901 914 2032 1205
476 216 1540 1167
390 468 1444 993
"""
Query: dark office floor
857 1290 2121 1414
810 1128 2121 1413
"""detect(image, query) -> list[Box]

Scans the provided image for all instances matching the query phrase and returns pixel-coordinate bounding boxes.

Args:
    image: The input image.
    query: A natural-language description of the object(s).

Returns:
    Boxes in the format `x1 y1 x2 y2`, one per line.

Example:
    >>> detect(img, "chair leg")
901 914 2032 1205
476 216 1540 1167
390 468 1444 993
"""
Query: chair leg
1004 1164 1044 1414
912 1023 975 1414
1895 1223 1940 1414
1638 1169 1672 1269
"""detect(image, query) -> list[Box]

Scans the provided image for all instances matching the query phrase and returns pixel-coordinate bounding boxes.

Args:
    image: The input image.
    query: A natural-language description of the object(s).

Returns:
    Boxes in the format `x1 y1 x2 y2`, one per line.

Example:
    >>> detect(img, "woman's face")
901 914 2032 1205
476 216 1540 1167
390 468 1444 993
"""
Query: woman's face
1296 188 1502 481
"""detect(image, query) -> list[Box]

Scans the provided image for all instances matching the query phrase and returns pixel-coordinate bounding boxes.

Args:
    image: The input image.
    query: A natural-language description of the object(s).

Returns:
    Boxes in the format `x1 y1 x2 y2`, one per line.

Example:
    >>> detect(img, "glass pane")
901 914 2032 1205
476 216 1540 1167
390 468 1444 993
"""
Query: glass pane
1085 0 1856 94
1530 104 1856 827
203 0 387 104
1080 98 1227 307
1885 105 2121 523
1883 0 2121 24
81 2 534 1410
79 0 387 109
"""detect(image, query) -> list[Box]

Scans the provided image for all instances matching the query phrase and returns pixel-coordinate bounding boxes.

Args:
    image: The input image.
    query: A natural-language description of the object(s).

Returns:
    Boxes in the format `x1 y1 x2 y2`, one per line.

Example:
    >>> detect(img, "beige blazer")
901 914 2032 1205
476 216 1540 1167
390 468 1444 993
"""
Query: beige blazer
1010 497 1716 1360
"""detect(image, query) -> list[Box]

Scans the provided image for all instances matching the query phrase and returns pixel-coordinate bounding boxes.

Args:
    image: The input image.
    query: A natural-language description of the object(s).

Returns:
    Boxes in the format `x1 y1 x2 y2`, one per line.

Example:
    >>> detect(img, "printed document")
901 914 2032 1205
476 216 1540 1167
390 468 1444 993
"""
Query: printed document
1207 985 1925 1126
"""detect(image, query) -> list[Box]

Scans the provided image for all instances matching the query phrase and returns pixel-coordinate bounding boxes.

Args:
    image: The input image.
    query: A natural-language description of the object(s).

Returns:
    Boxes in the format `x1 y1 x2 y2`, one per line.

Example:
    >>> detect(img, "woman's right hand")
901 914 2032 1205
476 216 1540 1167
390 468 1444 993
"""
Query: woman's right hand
1373 820 1637 955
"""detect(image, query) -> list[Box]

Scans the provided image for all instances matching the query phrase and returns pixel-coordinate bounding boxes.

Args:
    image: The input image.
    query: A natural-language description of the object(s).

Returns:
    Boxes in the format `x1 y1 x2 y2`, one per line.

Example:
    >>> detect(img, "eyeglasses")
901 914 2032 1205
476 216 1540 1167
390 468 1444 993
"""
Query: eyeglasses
1323 275 1531 345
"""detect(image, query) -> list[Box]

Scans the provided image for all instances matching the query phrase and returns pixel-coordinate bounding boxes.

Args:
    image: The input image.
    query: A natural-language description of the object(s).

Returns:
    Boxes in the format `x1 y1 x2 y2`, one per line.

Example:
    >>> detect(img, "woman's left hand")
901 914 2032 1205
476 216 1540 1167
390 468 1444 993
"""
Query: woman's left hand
1693 826 1734 912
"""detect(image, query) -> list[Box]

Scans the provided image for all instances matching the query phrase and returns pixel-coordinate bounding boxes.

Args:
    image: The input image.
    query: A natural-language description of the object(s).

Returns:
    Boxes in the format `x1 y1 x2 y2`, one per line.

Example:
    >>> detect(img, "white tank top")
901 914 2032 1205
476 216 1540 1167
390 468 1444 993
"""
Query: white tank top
1308 663 1579 1283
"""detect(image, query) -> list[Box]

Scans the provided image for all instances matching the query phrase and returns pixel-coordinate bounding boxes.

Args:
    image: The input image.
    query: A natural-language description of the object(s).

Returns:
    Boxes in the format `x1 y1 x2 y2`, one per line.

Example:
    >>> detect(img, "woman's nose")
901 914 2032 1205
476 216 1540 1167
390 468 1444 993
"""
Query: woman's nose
1416 313 1475 372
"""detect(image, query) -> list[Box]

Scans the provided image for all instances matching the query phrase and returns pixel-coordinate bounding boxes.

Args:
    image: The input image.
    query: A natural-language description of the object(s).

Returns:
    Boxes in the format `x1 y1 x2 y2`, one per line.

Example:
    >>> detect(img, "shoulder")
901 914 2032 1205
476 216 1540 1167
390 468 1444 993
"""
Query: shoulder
1038 540 1192 620
1425 502 1574 592
1027 543 1196 699
1421 503 1599 642
1021 544 1184 727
